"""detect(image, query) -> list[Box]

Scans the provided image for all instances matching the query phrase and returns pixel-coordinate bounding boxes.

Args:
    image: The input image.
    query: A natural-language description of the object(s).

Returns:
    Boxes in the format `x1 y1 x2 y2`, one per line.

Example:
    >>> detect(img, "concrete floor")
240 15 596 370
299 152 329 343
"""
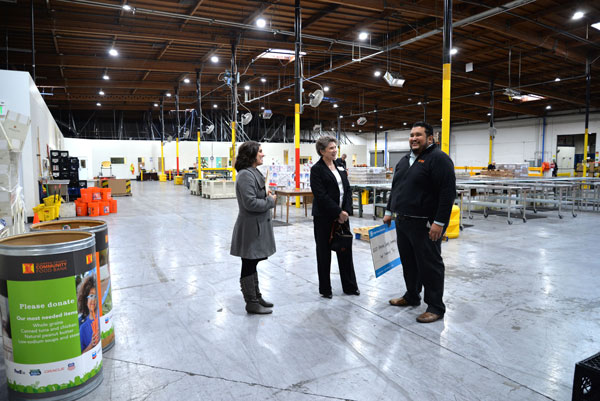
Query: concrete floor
1 180 599 400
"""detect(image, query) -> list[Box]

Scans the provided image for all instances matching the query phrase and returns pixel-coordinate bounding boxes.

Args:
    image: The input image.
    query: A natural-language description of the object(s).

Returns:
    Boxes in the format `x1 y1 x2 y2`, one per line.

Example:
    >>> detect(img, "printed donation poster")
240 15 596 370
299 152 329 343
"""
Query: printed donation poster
368 221 402 278
96 232 114 348
0 249 102 395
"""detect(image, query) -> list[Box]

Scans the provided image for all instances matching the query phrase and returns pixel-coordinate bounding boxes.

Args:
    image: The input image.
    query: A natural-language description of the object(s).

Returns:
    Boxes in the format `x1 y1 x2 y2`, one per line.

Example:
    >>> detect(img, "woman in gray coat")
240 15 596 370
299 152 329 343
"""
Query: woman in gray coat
230 141 277 314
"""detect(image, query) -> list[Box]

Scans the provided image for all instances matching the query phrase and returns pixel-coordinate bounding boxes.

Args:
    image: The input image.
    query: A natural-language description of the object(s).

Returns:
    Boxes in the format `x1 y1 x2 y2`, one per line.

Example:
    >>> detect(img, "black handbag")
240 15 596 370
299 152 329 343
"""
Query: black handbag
330 220 353 252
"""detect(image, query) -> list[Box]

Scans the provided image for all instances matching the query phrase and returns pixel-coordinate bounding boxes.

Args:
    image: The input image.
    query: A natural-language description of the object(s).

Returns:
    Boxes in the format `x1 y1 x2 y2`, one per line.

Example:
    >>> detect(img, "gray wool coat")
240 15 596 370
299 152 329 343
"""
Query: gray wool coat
230 167 276 259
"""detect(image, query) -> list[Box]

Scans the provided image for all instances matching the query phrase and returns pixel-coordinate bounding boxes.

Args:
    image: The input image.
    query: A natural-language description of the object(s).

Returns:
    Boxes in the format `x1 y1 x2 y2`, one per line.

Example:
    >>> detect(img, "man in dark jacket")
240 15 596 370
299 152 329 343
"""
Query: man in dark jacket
383 121 456 323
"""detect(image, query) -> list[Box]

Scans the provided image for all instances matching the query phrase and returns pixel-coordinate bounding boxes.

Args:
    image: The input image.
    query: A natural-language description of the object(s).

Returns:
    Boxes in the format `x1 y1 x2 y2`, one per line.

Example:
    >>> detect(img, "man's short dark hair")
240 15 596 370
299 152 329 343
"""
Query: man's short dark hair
412 121 433 136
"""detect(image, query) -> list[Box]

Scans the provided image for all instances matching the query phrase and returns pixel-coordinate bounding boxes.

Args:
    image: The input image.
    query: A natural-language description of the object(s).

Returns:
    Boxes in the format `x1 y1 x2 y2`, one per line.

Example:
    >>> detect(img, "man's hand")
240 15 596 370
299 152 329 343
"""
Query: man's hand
429 223 443 241
383 214 393 227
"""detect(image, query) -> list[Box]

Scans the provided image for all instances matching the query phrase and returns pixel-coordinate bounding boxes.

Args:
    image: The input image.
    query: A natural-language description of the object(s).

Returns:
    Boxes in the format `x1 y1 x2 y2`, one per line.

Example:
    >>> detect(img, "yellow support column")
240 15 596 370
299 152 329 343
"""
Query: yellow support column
197 130 202 180
441 63 451 155
583 127 589 177
231 121 236 181
489 135 493 165
295 103 301 208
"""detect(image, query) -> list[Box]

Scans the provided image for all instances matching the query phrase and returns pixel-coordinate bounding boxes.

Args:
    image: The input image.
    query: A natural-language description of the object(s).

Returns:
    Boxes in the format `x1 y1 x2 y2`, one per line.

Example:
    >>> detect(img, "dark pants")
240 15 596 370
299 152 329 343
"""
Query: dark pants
395 216 446 315
313 216 358 295
241 258 264 279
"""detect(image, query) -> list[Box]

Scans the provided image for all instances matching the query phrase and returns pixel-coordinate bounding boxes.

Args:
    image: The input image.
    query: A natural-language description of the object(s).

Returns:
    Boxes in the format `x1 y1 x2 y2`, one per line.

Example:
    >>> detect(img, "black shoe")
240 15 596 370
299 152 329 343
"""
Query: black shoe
344 289 360 296
321 293 333 299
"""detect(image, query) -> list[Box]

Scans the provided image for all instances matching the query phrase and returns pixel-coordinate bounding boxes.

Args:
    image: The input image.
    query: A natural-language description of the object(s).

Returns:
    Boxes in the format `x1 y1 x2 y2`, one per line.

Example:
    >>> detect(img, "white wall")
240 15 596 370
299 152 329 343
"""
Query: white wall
0 70 64 216
358 113 600 167
63 139 368 178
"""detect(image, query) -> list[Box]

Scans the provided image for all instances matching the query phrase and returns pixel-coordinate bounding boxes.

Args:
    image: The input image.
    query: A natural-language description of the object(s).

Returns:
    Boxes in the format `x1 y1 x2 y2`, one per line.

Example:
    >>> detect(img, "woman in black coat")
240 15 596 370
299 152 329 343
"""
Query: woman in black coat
310 136 360 299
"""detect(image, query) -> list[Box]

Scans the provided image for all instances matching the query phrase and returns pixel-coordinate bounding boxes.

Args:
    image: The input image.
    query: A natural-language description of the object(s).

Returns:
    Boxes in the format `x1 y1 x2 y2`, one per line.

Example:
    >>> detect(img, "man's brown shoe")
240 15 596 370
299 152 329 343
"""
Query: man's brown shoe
389 297 420 307
416 312 443 323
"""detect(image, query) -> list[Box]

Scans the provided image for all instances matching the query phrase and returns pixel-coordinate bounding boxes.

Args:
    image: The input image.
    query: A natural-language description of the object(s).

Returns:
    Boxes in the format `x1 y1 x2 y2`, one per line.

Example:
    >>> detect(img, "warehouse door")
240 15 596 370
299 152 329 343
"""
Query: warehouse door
388 151 409 170
369 151 384 167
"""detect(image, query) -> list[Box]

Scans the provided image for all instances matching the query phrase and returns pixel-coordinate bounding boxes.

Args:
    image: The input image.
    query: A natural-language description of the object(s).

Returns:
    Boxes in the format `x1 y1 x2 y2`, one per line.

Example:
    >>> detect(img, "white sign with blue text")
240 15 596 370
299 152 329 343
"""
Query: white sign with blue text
369 221 401 278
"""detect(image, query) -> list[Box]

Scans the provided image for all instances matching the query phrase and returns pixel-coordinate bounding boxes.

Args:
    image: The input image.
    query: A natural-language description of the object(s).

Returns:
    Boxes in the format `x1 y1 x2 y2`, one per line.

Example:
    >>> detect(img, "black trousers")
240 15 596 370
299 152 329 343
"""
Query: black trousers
241 258 264 279
395 216 446 315
313 216 358 295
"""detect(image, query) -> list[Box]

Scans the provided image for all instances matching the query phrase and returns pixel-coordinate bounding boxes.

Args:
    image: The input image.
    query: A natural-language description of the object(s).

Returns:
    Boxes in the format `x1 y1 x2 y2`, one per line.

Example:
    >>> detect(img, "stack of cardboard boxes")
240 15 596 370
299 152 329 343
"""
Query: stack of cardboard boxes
575 162 597 177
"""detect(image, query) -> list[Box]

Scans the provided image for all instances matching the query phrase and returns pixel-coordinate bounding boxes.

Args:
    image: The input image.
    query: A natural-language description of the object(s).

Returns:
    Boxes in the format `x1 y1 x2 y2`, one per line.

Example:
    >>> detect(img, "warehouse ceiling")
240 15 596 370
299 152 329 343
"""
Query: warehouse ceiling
2 0 600 139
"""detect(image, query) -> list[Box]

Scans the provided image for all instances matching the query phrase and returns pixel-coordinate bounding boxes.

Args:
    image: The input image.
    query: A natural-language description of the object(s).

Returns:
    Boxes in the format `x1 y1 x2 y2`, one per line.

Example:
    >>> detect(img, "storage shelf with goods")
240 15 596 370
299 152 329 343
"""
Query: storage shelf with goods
347 167 388 185
261 165 311 189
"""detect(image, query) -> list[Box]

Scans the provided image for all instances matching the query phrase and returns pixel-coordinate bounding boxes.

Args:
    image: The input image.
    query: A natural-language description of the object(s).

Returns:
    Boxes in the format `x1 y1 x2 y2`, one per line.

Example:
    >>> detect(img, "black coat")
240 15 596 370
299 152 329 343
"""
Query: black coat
310 158 353 218
386 144 456 225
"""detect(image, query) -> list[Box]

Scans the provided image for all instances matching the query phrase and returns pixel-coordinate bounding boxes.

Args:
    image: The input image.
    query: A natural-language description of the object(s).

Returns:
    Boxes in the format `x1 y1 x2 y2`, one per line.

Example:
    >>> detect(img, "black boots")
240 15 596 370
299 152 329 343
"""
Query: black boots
253 273 273 308
240 273 272 314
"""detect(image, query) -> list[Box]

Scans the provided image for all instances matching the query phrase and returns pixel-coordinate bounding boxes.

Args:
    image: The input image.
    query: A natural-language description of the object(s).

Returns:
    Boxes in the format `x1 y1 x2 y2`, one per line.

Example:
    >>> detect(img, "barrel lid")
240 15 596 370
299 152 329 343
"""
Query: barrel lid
0 231 95 256
30 219 107 234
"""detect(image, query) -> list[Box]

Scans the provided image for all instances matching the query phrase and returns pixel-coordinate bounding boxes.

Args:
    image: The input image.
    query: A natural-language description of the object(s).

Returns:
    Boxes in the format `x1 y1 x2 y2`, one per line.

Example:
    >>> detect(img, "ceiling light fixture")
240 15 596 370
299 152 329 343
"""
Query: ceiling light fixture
323 86 330 92
379 125 383 129
256 18 266 28
287 98 292 102
450 48 458 55
109 48 118 57
383 71 405 87
403 122 407 126
572 11 584 20
358 32 368 41
260 77 267 83
98 90 105 95
213 104 218 108
96 102 101 106
211 56 219 63
154 103 158 107
554 77 561 82
474 92 480 95
183 78 190 84
244 85 250 90
261 106 265 110
333 104 338 108
546 105 552 110
592 22 600 31
487 112 491 116
166 92 172 97
256 49 306 61
373 70 381 77
122 4 131 11
103 74 110 80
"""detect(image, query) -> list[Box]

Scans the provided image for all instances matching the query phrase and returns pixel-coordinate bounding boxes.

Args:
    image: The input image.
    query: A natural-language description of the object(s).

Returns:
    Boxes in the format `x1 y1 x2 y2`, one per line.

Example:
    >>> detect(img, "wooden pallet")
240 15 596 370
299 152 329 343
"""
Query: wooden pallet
353 225 378 242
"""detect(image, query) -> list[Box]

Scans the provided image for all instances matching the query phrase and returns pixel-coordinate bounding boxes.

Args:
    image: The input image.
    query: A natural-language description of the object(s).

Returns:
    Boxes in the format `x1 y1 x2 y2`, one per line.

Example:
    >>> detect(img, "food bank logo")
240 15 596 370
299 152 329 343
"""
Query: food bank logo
22 263 34 274
86 254 93 264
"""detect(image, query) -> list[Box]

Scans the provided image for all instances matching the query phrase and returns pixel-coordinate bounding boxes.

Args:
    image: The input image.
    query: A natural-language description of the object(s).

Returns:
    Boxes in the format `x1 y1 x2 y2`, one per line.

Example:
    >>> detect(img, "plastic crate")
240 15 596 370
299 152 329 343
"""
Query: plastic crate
573 352 600 401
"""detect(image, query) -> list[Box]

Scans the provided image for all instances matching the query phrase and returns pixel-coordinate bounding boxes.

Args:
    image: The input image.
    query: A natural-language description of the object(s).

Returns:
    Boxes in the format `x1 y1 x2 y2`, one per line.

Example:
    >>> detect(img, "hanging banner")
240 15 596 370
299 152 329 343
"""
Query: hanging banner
369 221 401 278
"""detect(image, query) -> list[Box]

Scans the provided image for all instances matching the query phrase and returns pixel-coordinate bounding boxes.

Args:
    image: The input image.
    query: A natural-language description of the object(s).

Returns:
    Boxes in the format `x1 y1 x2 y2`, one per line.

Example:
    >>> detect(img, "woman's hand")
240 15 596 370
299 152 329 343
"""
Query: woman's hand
337 210 349 223
268 191 277 203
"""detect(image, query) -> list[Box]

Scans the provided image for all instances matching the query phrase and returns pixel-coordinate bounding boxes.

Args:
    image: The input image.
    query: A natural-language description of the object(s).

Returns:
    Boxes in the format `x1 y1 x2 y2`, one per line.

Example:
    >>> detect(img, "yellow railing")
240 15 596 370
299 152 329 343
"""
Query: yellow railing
454 166 486 176
528 167 543 177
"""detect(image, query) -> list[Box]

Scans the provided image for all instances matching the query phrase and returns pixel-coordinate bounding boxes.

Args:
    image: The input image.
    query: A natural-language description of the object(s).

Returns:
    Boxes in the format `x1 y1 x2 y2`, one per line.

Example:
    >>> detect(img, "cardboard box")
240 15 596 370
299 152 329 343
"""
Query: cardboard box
98 179 131 196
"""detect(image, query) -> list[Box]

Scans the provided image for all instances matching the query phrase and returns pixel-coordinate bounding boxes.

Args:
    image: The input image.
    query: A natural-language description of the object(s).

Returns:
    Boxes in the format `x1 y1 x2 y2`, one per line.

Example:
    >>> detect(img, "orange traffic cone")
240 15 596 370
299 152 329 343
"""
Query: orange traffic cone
33 213 40 224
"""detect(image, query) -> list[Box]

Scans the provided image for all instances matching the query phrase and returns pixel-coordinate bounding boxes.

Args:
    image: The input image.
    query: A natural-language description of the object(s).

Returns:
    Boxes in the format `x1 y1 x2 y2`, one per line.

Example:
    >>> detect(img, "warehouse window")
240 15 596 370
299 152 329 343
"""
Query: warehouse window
110 157 126 164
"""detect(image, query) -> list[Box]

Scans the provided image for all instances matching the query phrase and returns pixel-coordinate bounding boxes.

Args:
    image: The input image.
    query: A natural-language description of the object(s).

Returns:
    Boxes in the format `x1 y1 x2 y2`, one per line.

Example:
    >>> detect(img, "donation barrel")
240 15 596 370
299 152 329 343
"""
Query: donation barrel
0 231 103 400
31 219 115 351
